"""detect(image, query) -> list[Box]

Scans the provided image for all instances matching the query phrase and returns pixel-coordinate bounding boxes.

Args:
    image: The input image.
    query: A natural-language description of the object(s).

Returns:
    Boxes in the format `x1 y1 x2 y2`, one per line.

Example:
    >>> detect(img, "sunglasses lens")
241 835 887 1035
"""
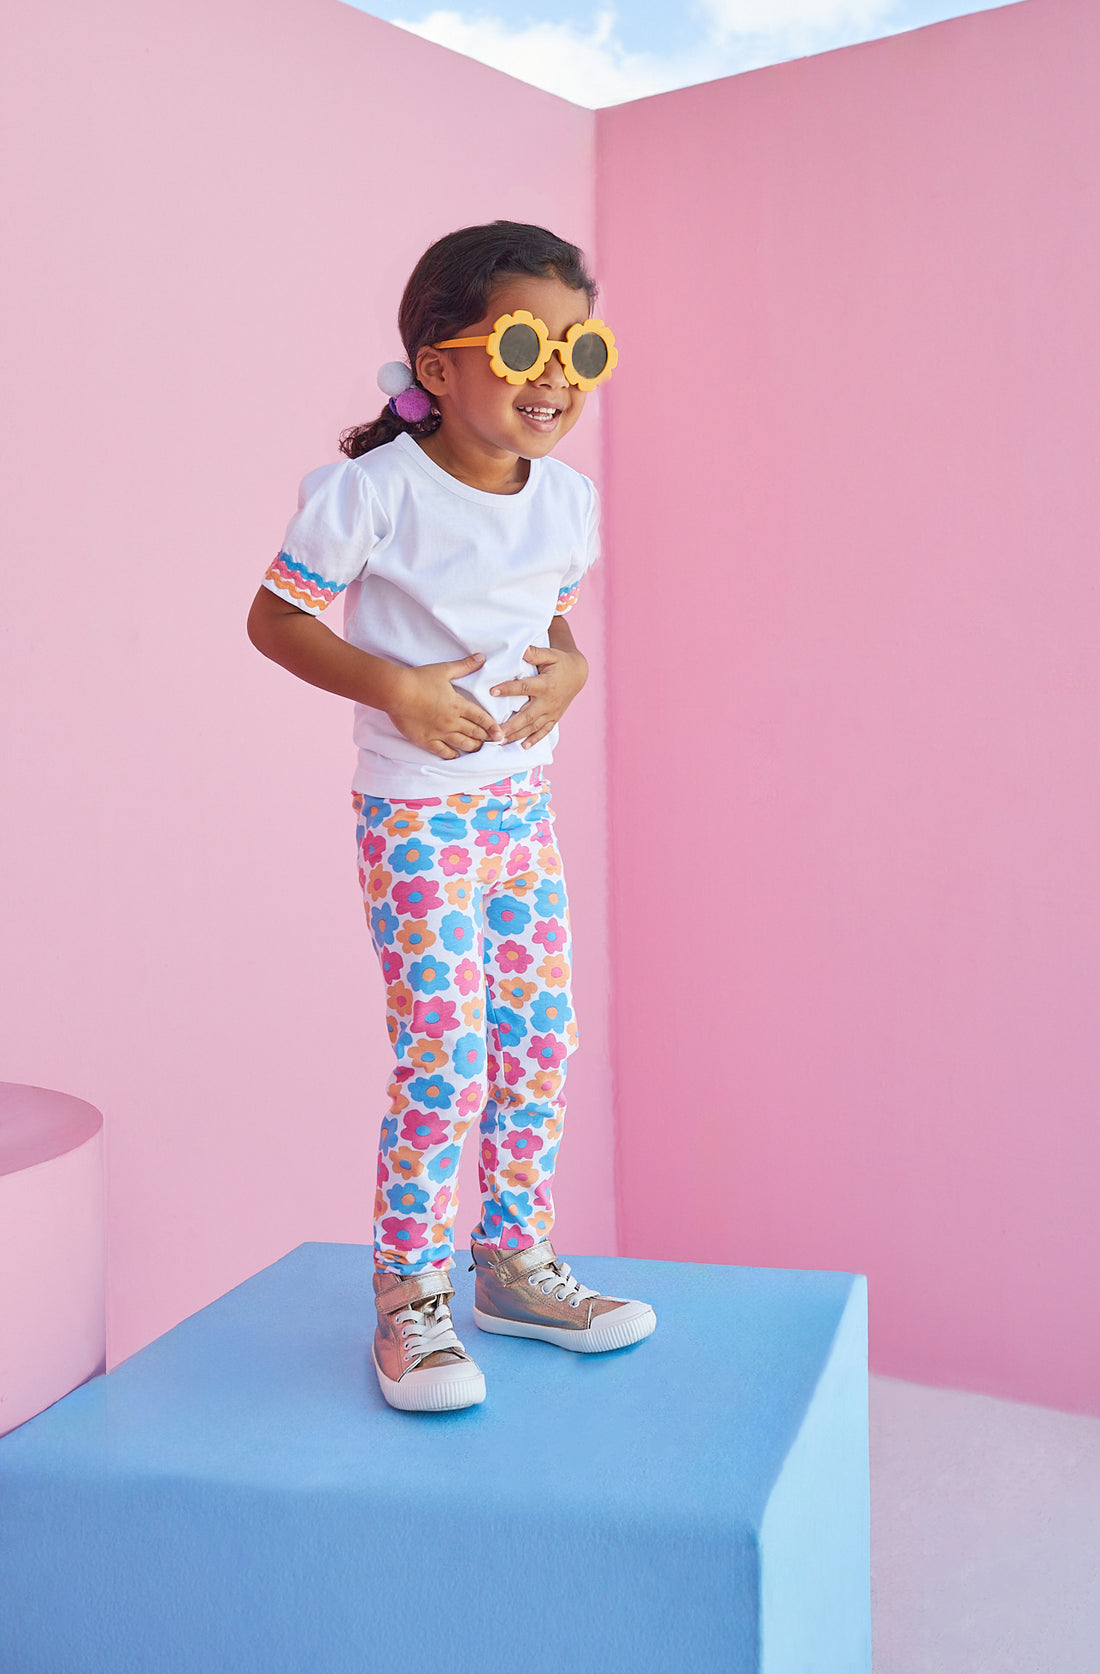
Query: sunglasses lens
570 331 609 381
498 321 542 374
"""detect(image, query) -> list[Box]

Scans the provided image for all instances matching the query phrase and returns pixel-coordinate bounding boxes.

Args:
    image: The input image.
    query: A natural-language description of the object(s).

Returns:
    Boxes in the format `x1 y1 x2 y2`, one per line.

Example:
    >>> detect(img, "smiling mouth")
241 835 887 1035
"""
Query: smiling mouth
516 403 563 423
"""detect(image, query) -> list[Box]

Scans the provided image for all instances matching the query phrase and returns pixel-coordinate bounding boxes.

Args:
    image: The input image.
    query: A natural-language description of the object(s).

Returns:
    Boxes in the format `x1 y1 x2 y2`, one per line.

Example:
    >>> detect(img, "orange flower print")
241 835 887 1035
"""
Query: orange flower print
447 791 483 814
445 877 474 909
387 1088 411 1115
409 1037 449 1073
508 871 535 898
397 919 436 955
387 981 415 1023
382 808 423 837
525 1069 561 1101
477 856 503 886
374 1187 387 1220
537 845 562 876
537 954 570 989
499 976 537 1010
502 1159 540 1192
429 1223 450 1244
461 995 485 1028
530 1207 553 1238
543 1115 564 1142
367 865 393 902
565 1019 579 1050
451 1116 473 1140
390 1147 424 1180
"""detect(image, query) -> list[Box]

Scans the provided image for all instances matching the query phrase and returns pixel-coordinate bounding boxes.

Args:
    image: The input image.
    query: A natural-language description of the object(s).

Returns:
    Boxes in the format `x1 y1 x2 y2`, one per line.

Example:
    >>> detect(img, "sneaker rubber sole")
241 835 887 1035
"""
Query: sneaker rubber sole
472 1299 657 1353
371 1346 486 1412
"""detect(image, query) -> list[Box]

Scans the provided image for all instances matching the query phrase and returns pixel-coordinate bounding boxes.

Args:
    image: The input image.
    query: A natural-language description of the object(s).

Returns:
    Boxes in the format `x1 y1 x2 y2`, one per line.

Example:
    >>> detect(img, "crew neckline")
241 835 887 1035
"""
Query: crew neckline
393 429 541 504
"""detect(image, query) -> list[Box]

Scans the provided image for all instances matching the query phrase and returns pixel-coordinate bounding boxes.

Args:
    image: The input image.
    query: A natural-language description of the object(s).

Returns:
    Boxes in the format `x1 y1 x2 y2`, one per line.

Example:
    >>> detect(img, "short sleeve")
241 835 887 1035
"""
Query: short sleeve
554 476 601 616
262 459 378 616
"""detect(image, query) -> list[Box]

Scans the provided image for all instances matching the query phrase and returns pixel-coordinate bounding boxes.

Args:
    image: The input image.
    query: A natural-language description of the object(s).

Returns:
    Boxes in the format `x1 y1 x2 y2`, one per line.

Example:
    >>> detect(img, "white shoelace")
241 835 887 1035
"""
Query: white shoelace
394 1296 464 1366
525 1258 599 1309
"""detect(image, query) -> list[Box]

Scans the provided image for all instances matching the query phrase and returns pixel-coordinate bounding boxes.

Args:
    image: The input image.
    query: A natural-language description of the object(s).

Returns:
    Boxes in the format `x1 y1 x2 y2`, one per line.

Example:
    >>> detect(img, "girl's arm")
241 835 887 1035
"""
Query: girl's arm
246 587 504 760
491 614 589 750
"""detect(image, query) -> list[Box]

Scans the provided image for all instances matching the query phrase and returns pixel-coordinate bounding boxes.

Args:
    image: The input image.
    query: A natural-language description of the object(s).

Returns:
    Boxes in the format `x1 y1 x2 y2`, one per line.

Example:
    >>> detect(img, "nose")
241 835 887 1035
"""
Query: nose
535 351 569 390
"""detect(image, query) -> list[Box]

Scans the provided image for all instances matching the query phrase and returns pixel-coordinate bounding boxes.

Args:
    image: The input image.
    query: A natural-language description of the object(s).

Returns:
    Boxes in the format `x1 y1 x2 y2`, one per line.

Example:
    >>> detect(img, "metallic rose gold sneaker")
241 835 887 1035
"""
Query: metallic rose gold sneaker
372 1268 486 1412
470 1238 657 1353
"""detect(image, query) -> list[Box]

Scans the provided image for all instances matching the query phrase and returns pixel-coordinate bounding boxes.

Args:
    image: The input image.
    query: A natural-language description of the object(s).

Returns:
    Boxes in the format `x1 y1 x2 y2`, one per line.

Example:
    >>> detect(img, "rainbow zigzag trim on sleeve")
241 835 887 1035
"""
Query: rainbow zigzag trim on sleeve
263 551 347 612
554 580 581 616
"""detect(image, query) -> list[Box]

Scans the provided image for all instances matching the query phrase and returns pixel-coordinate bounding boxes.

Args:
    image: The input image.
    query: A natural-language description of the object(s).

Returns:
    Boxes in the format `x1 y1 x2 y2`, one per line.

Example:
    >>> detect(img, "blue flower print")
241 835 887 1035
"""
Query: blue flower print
493 1009 528 1049
380 1114 399 1150
452 1031 486 1080
408 1075 455 1110
533 878 567 917
479 1202 505 1239
530 991 573 1035
438 910 476 955
428 810 467 841
471 804 505 833
500 1188 534 1226
391 838 436 876
370 901 399 948
387 1180 430 1215
486 895 531 936
427 1145 461 1183
360 798 393 825
408 956 452 994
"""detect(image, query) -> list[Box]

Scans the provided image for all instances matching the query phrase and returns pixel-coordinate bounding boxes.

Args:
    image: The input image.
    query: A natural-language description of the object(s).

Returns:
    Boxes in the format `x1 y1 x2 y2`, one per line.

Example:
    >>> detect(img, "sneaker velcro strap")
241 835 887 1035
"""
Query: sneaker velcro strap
489 1240 559 1288
375 1268 455 1315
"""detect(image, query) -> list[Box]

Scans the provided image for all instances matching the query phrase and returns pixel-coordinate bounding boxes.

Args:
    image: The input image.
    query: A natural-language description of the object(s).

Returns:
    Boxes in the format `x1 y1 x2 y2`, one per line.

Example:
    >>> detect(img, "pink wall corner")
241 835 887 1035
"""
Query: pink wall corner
596 0 1100 1412
0 0 610 1368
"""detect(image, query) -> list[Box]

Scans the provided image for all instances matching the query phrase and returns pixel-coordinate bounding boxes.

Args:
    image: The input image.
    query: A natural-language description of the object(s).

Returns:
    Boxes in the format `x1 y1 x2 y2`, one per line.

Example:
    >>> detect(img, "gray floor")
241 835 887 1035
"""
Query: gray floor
870 1375 1100 1672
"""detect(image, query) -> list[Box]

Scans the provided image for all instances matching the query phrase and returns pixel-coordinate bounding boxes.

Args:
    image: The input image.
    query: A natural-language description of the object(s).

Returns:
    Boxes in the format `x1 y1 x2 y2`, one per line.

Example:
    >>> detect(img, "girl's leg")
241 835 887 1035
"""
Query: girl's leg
353 790 491 1277
472 773 578 1255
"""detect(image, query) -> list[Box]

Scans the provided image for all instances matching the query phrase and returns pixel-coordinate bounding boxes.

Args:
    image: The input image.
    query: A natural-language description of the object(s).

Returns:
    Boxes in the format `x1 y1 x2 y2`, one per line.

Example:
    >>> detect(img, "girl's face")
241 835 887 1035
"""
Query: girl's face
416 273 591 460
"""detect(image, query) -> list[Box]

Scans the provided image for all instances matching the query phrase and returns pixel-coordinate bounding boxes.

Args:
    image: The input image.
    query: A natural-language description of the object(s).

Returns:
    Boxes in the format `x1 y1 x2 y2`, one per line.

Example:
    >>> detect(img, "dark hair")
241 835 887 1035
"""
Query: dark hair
339 220 597 458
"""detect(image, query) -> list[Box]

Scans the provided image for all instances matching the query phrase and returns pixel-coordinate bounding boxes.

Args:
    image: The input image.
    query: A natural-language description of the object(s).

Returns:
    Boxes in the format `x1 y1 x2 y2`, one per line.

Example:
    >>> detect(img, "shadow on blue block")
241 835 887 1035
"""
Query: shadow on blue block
0 1244 870 1674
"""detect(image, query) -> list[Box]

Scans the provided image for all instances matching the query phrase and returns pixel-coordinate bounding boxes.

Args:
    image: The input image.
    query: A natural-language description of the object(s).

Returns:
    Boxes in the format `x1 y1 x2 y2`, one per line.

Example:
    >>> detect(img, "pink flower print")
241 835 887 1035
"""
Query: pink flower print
367 865 393 902
361 830 386 866
398 796 442 810
475 829 509 855
456 1082 483 1118
412 998 459 1038
431 1184 453 1220
485 1052 500 1087
502 1127 543 1162
357 866 367 892
496 939 533 974
502 1051 524 1087
532 919 565 953
480 1137 498 1173
393 1065 415 1084
528 1033 567 1071
381 1215 429 1253
536 953 570 989
401 1108 449 1151
393 876 444 917
499 976 536 1011
500 1226 534 1253
380 948 404 984
505 844 531 876
439 844 472 876
454 958 480 996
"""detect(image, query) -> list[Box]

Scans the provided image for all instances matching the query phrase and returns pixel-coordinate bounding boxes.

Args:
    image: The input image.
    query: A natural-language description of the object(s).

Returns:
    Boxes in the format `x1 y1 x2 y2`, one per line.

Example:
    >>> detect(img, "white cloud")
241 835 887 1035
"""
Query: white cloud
699 0 899 47
389 8 672 106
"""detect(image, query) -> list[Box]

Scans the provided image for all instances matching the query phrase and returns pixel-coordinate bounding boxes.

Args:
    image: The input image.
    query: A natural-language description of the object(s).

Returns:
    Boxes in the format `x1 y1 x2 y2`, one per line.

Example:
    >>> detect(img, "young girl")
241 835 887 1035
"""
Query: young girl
247 221 655 1413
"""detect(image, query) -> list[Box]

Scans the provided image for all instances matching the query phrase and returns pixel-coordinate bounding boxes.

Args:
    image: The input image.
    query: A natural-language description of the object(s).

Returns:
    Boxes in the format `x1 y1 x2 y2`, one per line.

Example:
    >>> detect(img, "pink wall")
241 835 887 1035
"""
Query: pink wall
598 0 1100 1413
0 0 610 1368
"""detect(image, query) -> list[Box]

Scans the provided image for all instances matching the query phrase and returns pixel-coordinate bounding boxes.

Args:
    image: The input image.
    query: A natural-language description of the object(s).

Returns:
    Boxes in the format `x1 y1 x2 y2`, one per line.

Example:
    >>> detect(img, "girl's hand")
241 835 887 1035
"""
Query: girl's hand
388 653 506 760
492 644 589 749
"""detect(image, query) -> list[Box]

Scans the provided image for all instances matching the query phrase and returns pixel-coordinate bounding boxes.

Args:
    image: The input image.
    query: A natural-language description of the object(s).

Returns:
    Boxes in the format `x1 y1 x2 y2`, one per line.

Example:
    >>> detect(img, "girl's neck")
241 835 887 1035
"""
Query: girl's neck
412 429 530 496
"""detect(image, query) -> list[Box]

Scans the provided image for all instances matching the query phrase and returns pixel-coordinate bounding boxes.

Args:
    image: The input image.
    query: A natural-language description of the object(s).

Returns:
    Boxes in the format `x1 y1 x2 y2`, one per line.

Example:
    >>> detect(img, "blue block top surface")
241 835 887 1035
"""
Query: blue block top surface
0 1244 861 1532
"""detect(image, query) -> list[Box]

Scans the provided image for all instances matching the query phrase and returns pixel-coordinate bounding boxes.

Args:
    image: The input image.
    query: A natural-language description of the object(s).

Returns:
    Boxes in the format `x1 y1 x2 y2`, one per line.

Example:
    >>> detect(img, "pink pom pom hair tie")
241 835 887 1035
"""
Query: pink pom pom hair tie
377 360 436 425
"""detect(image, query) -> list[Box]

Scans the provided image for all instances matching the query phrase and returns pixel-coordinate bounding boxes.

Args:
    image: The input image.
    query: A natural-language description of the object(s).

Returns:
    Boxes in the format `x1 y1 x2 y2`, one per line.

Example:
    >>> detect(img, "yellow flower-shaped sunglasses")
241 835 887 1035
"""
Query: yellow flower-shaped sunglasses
434 310 618 391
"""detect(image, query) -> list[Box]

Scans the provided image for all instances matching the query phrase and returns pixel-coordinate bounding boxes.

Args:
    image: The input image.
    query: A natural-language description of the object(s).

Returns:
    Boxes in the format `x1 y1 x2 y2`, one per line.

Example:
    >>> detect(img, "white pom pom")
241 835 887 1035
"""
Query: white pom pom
377 360 414 397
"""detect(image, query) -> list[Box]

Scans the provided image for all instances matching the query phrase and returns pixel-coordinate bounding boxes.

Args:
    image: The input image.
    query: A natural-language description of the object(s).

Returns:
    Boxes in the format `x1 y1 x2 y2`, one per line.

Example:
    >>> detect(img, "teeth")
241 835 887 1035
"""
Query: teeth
519 406 558 418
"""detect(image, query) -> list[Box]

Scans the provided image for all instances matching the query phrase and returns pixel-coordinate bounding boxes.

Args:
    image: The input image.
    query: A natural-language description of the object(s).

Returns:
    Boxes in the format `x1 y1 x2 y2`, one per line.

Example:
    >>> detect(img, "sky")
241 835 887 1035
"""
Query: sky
341 0 1025 107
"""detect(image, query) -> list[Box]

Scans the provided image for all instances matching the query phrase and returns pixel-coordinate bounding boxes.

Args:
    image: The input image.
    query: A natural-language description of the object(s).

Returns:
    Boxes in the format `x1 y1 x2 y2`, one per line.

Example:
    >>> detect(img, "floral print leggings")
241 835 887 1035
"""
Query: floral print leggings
353 768 577 1276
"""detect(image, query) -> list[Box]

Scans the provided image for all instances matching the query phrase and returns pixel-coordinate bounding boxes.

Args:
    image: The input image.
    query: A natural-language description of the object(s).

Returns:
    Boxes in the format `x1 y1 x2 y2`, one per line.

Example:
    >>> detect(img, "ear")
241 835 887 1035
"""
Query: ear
415 344 449 400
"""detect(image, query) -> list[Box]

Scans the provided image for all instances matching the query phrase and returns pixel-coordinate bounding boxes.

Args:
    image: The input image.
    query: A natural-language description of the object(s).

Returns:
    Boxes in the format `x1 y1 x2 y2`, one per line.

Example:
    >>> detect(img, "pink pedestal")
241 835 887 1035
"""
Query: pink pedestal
0 1083 105 1436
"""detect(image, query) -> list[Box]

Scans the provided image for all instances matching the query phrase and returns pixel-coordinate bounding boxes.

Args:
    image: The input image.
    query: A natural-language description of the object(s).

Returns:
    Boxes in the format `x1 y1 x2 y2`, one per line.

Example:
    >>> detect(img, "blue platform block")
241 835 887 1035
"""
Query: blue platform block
0 1244 870 1673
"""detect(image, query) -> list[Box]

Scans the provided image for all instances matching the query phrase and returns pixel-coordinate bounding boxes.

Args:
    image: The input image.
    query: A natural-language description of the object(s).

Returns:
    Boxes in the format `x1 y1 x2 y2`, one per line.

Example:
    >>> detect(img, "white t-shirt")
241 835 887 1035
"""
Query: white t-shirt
262 430 600 796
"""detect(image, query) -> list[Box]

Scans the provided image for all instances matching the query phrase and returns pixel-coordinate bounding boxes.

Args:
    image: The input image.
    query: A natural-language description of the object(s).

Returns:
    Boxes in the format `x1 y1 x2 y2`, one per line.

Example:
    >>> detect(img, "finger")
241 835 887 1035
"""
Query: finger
456 699 505 741
428 741 459 760
523 722 557 749
490 678 539 699
503 708 546 744
440 651 487 679
446 735 484 754
522 645 557 666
